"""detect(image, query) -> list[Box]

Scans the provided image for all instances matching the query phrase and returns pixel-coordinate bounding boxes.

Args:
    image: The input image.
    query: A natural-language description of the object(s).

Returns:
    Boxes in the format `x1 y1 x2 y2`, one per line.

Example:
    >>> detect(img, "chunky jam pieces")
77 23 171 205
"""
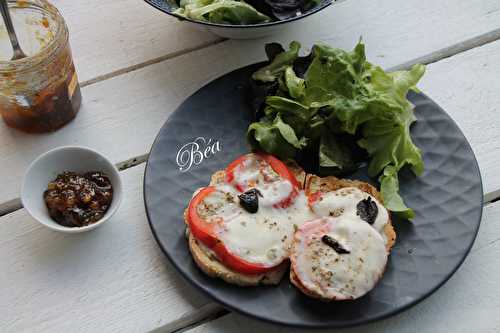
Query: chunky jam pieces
0 0 81 133
43 171 113 227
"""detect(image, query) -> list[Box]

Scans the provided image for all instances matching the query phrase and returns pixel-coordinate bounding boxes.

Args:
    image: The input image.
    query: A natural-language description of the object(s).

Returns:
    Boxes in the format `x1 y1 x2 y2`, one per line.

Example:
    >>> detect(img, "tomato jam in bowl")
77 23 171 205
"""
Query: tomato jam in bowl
44 171 113 228
21 146 123 233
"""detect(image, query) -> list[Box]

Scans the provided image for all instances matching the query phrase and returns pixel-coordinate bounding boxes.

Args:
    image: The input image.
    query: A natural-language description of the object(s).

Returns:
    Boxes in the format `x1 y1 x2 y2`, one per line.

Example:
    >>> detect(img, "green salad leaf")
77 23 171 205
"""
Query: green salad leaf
175 0 270 25
252 41 301 82
379 165 415 220
248 40 426 219
248 114 305 159
284 67 306 99
174 0 324 24
319 132 357 176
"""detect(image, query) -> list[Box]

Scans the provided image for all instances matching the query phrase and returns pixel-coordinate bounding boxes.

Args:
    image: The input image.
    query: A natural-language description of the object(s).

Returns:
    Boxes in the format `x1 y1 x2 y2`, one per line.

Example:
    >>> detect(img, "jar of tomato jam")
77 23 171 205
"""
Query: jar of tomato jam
0 0 81 133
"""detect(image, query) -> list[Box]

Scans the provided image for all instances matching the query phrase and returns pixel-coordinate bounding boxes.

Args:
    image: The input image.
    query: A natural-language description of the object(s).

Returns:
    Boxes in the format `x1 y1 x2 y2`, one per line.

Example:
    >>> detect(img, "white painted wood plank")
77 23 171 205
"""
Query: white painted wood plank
50 0 220 83
418 41 500 197
239 0 500 69
183 202 500 333
55 0 500 83
1 0 500 205
0 164 210 333
1 164 495 333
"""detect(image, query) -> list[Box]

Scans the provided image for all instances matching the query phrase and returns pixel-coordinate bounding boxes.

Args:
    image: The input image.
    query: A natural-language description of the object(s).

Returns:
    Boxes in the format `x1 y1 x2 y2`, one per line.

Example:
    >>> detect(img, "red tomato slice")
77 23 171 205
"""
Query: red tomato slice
187 186 276 275
308 191 322 206
225 153 300 208
225 156 246 190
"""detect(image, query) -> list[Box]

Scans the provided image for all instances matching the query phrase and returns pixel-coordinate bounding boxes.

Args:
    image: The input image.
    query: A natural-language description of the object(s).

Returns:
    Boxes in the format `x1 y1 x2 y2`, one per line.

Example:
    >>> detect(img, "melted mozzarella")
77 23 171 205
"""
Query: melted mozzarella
195 153 391 279
291 216 388 300
232 155 293 206
310 187 390 244
202 186 314 267
198 185 240 222
259 180 294 207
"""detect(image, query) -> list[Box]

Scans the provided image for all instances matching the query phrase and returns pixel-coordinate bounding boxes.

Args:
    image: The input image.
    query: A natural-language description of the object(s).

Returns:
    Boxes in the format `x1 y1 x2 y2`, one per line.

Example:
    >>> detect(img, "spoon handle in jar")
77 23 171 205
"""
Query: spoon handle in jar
0 0 27 60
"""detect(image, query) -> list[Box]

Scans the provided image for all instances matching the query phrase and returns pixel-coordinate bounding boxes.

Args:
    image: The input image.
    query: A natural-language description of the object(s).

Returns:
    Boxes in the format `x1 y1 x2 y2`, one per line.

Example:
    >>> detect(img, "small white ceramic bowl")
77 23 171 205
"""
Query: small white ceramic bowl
21 146 123 233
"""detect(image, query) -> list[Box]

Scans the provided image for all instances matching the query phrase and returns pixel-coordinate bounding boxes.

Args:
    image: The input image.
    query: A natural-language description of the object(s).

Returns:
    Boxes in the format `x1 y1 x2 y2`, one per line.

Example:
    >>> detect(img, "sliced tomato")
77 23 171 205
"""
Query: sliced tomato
308 191 322 206
187 186 219 248
225 156 246 190
225 153 300 208
187 186 276 275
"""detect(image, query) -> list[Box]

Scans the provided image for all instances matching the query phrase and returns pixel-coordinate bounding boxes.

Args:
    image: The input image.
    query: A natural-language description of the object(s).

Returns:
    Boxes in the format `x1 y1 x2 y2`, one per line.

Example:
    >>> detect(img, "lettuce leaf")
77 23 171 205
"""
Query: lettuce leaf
247 114 307 159
284 66 306 99
248 41 426 219
174 0 323 24
303 42 369 105
252 42 301 82
319 132 357 175
175 0 270 24
379 165 415 220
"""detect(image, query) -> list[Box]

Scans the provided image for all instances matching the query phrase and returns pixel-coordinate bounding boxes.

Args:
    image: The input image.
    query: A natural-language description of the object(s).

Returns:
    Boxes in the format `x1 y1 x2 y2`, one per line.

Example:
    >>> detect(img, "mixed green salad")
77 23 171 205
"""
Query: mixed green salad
173 0 322 25
248 41 426 219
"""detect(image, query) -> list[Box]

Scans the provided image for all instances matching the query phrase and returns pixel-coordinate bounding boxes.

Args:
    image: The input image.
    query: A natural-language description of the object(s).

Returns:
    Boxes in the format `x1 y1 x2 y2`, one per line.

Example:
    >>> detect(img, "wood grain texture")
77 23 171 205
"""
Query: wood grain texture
182 201 500 333
2 167 494 333
1 1 499 332
54 0 500 84
50 0 221 83
418 39 500 195
2 21 500 206
240 0 500 69
0 165 209 333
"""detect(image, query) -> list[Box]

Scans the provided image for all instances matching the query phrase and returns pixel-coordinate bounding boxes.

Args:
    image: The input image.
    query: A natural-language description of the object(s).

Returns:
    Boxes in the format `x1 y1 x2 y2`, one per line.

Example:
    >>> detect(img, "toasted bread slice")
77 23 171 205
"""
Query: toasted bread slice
305 175 396 251
290 268 327 301
188 232 288 286
185 160 305 287
290 251 386 302
284 159 307 188
291 175 394 301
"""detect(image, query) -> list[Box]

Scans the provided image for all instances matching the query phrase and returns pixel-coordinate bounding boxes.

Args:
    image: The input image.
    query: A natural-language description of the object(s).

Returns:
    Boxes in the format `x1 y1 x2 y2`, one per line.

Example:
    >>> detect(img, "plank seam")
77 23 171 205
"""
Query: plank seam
0 154 150 217
485 190 500 205
388 28 500 71
116 153 149 171
2 153 500 216
146 304 228 333
3 30 500 214
80 38 227 88
0 198 22 217
78 27 500 88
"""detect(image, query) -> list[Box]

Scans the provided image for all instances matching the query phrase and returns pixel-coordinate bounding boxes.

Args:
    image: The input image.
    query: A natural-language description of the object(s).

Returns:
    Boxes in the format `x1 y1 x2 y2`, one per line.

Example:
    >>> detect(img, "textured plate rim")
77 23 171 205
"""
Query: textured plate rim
143 62 484 329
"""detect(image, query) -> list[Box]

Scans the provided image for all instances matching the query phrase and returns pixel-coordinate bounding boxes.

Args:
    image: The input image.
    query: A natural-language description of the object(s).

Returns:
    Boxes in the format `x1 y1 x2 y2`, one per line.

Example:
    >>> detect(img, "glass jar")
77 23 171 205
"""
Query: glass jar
0 0 81 133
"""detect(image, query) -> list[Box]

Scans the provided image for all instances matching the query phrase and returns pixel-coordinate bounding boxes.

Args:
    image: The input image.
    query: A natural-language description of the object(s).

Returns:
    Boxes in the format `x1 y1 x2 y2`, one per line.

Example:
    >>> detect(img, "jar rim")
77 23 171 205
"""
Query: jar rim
0 0 67 73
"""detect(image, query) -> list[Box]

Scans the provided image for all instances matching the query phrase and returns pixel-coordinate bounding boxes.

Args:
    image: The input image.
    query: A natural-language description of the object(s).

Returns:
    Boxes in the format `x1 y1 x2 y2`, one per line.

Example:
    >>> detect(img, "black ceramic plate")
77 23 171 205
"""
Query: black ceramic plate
144 63 483 328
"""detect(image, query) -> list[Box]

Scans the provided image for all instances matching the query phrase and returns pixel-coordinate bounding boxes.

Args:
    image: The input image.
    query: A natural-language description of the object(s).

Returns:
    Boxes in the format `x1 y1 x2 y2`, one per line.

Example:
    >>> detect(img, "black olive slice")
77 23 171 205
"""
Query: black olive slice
321 235 350 254
238 188 262 214
356 197 378 225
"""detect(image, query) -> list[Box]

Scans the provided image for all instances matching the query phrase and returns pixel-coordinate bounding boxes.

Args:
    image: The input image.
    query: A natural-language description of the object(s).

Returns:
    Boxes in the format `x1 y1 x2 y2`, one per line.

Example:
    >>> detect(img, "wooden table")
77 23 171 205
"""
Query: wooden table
2 1 500 332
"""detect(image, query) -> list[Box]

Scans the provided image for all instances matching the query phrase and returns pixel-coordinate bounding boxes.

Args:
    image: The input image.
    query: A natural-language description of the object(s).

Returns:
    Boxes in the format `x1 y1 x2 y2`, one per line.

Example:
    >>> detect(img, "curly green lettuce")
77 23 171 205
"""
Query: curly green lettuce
174 0 324 24
248 41 426 219
174 0 270 24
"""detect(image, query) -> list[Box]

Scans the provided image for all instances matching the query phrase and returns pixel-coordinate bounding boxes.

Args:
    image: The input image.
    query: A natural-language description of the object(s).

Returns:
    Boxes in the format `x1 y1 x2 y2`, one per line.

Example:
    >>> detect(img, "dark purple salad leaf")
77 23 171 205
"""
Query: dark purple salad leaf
265 43 286 62
245 0 322 21
293 53 313 78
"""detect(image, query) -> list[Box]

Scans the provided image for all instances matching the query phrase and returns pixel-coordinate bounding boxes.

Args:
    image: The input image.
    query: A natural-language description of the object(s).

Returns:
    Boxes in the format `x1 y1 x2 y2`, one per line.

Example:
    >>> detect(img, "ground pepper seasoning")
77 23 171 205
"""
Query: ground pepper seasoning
0 0 81 133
